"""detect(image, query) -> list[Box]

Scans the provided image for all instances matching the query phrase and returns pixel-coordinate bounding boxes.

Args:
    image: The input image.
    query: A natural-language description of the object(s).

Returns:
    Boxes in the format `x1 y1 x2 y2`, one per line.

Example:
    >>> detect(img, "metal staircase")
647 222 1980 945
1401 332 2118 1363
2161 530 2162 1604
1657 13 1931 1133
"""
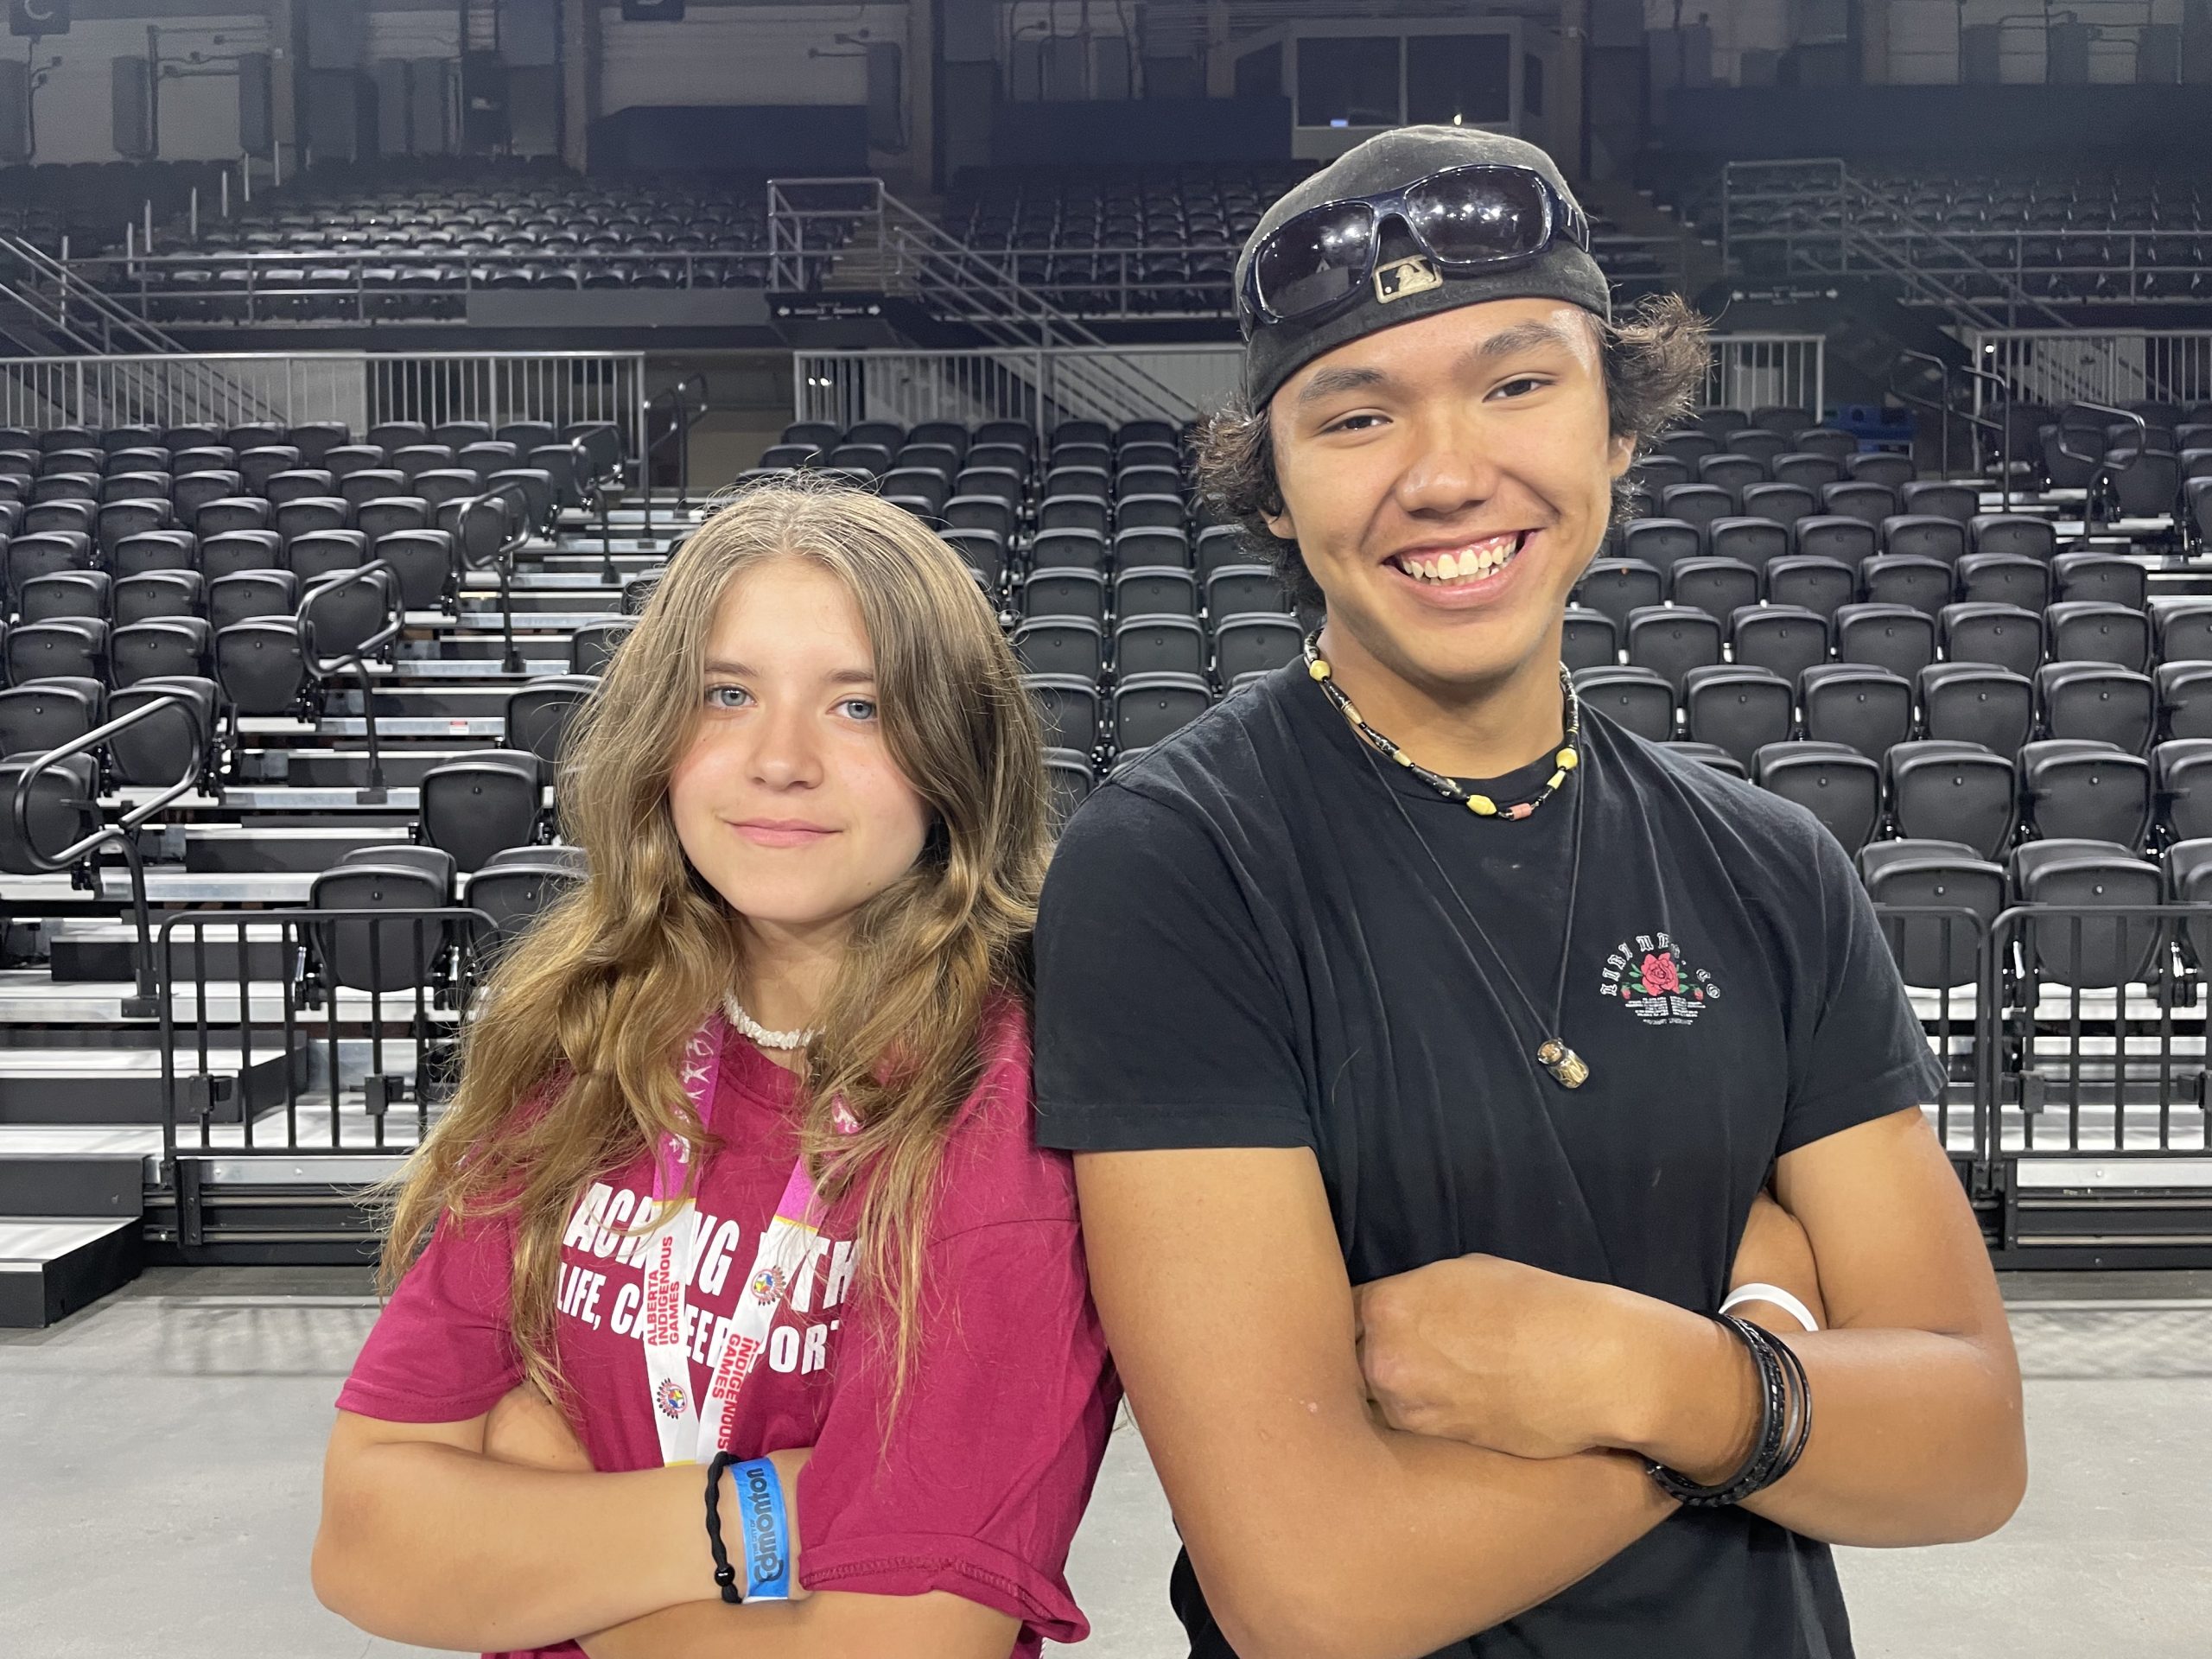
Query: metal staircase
0 238 280 426
766 178 1206 428
1723 160 2076 336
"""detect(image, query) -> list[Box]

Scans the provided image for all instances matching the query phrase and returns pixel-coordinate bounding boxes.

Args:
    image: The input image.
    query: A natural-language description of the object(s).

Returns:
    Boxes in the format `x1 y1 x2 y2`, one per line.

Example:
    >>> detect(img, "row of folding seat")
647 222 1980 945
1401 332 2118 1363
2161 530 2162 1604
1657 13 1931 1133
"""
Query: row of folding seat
3 419 590 460
1646 428 1885 471
1009 608 1300 689
1861 836 2212 994
1025 671 1250 760
1570 594 2201 695
1016 560 1287 625
1578 657 2175 772
4 523 461 617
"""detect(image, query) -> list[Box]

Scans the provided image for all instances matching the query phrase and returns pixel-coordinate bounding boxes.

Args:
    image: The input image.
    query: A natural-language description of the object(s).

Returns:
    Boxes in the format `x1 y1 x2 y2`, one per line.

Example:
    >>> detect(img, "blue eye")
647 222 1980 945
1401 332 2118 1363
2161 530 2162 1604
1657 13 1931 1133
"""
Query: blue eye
706 684 751 709
838 697 879 721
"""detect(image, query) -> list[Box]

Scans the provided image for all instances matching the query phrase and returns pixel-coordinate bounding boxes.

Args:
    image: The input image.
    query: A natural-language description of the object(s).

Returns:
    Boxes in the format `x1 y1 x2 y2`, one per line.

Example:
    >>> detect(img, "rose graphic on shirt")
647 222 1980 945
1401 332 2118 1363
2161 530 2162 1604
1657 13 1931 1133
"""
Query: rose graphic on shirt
1599 933 1721 1028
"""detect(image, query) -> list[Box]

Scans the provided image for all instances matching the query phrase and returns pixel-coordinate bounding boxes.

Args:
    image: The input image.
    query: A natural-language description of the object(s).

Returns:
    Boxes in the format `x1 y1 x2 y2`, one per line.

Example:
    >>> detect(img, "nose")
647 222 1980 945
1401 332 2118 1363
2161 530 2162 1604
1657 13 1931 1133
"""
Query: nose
747 699 823 791
1394 403 1503 523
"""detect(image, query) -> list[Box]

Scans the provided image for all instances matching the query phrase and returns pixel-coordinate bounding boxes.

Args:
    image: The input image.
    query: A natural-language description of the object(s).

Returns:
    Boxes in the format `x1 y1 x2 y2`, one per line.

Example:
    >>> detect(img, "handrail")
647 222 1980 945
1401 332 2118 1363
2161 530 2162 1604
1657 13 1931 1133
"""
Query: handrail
2056 399 2145 541
1956 361 2016 510
456 481 537 675
10 687 205 1017
298 558 402 803
641 373 709 540
1892 348 1955 477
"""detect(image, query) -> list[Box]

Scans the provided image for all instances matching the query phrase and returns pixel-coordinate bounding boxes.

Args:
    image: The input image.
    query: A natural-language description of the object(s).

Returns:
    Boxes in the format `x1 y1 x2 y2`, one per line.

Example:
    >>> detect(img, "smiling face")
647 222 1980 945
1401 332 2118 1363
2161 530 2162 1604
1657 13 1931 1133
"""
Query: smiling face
665 556 934 948
1265 296 1631 702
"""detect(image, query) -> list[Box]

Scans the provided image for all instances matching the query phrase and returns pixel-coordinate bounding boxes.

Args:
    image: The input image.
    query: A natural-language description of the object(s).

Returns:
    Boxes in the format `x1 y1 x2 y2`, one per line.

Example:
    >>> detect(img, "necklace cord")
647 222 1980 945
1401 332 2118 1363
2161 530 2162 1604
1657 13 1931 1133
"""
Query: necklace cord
1328 667 1591 1085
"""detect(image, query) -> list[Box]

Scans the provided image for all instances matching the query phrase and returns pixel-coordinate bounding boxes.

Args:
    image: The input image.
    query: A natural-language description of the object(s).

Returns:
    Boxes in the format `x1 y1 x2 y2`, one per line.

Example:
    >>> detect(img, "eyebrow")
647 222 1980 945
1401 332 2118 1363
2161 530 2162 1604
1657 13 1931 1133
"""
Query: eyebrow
1293 318 1585 407
703 658 877 686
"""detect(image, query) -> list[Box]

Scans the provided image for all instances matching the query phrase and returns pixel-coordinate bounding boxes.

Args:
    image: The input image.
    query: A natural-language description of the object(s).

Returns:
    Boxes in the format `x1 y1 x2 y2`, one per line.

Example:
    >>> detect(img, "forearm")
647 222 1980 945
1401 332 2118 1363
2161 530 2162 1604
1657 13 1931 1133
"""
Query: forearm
1631 1311 2026 1547
1180 1411 1675 1659
314 1444 709 1649
581 1589 1019 1659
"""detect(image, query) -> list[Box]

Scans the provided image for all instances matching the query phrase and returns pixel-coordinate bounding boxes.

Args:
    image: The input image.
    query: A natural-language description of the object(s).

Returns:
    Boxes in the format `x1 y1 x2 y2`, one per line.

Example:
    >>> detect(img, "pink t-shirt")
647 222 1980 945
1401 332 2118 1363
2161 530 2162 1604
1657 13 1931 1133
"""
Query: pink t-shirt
337 1001 1119 1658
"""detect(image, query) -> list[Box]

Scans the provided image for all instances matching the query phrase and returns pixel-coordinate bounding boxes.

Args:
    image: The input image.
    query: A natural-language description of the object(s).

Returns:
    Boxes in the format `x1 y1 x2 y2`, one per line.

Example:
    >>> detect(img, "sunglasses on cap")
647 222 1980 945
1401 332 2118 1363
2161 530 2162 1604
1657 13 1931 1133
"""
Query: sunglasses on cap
1236 163 1592 337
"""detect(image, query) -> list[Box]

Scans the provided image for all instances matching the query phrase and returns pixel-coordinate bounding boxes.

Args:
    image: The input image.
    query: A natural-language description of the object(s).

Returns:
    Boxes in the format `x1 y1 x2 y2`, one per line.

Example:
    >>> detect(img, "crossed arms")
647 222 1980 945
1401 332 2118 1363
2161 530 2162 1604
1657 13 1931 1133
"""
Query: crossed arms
1074 1105 2026 1659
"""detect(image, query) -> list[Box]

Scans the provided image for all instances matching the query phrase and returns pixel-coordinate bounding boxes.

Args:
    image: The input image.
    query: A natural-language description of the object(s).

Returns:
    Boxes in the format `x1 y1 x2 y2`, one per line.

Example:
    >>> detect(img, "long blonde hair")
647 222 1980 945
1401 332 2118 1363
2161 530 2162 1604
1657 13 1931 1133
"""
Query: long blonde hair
379 474 1051 1403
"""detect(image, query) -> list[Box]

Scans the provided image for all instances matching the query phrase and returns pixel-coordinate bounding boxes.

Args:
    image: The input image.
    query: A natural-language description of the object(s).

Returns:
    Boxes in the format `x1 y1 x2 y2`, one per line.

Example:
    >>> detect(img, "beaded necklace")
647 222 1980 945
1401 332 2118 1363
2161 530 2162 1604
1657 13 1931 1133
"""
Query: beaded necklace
1300 631 1581 819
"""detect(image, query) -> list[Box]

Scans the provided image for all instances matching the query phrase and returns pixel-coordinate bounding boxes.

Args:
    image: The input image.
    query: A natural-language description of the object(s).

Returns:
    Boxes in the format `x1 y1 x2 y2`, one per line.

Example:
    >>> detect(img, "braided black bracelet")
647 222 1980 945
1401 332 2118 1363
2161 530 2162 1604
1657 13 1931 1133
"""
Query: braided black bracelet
703 1450 744 1605
1648 1313 1792 1507
1764 1327 1815 1488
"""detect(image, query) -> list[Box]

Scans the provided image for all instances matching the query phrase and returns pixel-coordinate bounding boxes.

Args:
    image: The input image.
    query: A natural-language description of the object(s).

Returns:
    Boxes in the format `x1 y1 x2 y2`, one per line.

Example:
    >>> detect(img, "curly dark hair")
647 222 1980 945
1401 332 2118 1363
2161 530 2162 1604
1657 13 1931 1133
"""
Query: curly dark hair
1191 293 1712 613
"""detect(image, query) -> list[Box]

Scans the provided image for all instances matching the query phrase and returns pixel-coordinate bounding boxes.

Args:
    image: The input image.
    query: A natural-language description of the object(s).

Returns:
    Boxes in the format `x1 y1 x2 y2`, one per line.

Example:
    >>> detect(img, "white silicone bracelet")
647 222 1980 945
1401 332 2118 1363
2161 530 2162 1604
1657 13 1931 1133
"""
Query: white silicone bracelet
1719 1281 1820 1333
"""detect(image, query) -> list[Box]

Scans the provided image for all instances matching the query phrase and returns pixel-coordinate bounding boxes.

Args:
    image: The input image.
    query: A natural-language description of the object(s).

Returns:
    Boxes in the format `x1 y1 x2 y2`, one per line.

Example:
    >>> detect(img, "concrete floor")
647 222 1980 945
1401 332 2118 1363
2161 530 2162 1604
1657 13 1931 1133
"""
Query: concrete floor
2 1268 2207 1658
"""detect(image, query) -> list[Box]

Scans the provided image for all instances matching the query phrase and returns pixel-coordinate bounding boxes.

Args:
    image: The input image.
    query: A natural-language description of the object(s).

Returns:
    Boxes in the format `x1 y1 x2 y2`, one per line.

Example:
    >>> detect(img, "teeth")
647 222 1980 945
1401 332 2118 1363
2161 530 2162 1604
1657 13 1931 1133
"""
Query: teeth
1398 533 1523 583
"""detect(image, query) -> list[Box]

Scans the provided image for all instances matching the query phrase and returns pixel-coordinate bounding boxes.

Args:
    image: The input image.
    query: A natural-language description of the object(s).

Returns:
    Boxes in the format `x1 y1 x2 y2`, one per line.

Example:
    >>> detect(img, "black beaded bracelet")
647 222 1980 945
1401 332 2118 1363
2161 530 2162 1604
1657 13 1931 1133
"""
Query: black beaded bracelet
1648 1313 1791 1508
703 1450 744 1605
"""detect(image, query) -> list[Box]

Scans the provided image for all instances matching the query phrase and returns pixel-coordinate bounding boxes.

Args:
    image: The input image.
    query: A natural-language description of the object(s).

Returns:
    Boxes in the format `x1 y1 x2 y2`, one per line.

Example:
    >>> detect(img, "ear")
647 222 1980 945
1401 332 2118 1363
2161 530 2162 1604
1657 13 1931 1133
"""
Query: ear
1605 430 1636 479
1262 500 1298 542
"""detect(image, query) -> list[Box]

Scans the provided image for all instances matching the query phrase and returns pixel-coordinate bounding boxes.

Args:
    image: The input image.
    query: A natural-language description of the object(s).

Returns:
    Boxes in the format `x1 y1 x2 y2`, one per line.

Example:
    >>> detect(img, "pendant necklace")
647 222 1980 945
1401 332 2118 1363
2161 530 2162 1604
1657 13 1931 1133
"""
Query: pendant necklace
1309 640 1592 1090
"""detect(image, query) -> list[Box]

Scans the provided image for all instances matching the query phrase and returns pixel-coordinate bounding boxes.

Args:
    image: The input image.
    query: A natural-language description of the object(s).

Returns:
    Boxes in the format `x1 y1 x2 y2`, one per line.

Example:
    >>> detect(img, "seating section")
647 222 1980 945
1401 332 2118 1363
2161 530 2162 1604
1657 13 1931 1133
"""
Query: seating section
124 160 798 323
937 163 1678 317
1705 160 2212 302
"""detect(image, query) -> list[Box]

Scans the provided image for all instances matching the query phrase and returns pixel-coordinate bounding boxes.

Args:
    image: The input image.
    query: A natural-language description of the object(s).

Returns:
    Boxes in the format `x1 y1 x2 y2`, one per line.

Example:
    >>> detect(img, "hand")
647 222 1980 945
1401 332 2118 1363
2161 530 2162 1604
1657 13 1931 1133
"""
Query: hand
1728 1189 1827 1332
483 1381 594 1473
1354 1255 1649 1459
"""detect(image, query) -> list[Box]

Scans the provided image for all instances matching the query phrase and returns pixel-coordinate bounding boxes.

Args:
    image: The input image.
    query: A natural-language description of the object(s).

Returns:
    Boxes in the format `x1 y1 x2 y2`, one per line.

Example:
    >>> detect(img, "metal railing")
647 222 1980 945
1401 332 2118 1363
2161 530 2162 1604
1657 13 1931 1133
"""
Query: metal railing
795 334 1828 437
1964 329 2212 414
0 350 647 470
156 906 493 1216
1720 158 2077 332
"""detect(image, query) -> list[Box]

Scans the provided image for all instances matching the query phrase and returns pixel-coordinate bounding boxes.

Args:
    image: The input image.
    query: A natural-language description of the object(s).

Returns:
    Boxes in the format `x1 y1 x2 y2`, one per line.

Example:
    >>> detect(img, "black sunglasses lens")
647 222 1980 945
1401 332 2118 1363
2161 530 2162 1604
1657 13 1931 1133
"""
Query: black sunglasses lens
1405 169 1548 264
1253 204 1376 322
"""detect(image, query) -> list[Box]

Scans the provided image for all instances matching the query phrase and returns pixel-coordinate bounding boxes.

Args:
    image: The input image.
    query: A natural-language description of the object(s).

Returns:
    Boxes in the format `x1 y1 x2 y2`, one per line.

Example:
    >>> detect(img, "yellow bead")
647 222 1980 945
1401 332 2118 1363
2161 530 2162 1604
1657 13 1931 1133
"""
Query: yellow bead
1395 750 1414 766
1308 658 1331 682
1341 701 1363 725
1467 794 1498 816
1547 771 1567 790
1557 748 1579 770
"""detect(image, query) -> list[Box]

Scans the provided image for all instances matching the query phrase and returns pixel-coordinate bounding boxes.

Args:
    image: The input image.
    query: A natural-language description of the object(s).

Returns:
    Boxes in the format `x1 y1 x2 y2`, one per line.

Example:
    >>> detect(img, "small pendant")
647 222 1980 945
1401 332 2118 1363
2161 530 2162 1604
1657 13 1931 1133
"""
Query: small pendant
1536 1039 1589 1090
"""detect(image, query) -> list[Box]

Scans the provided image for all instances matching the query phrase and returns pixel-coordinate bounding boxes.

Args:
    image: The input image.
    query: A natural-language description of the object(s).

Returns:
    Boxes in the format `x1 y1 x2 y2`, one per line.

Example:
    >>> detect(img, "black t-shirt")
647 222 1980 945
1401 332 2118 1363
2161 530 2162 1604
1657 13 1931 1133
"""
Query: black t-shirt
1031 658 1944 1659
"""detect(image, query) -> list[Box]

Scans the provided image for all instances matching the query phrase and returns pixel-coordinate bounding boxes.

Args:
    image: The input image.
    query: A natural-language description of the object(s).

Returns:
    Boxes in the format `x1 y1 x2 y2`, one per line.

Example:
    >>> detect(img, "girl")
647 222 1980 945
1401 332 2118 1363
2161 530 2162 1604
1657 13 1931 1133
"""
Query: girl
315 477 1118 1659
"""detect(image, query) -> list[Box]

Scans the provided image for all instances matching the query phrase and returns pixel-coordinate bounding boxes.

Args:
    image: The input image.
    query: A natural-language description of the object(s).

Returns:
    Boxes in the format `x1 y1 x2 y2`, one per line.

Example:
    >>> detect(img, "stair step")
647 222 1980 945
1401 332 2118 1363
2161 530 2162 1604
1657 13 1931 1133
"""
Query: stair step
258 748 474 787
0 1152 142 1217
49 920 292 986
314 715 510 738
461 589 623 615
185 824 412 874
323 685 518 719
0 870 318 906
0 1042 304 1125
0 1217 143 1327
388 658 568 680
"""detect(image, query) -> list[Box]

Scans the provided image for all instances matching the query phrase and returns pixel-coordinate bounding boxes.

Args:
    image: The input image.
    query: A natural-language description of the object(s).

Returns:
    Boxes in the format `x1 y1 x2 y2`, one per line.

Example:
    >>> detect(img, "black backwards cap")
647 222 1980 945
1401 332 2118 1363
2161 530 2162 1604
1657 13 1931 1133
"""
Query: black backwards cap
1236 127 1613 412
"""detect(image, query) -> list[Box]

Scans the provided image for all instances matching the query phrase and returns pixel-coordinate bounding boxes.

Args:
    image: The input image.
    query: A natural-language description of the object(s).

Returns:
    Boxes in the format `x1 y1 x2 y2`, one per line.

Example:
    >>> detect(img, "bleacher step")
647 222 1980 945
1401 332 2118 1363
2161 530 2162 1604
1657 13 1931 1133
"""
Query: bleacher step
184 825 411 874
0 1217 143 1327
257 748 474 787
49 921 290 986
0 1152 143 1217
0 1044 302 1125
323 685 524 720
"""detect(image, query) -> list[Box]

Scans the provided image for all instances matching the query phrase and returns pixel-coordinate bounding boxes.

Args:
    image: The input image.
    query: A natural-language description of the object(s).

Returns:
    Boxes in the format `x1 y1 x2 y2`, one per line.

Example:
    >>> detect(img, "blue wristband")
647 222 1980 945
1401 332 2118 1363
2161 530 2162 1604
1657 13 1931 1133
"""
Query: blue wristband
729 1458 791 1601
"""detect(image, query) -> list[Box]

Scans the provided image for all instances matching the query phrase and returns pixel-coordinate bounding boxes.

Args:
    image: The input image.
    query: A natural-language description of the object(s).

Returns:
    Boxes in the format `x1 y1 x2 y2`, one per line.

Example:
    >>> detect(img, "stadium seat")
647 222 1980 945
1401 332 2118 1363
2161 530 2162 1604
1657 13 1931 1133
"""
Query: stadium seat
505 676 598 774
1022 569 1108 623
569 618 635 675
2154 601 2212 664
1682 664 1793 768
1012 617 1105 682
2037 662 2155 752
1113 673 1211 751
1118 563 1202 619
1573 558 1664 629
1024 675 1101 753
1878 516 1966 565
1858 839 2004 988
1623 518 1702 580
418 750 546 873
1731 605 1829 683
2154 740 2212 843
1834 603 1937 679
1709 518 1790 573
1625 606 1723 690
2044 601 2151 671
308 861 452 994
1887 741 2017 860
1955 551 2051 611
1113 616 1208 680
1212 616 1301 683
108 677 217 787
2051 553 2148 609
1859 554 1952 618
1560 607 1618 672
1764 555 1856 620
466 848 586 957
1572 665 1675 742
1800 662 1912 760
1752 741 1881 855
1668 557 1760 621
2008 839 2165 989
1921 663 2033 760
2019 739 2152 848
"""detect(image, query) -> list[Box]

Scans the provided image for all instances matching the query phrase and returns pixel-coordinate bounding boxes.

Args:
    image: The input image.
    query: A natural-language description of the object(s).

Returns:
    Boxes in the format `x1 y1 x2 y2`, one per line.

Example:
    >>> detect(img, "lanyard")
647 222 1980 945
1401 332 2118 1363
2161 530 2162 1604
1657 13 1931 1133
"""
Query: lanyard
637 1013 849 1467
